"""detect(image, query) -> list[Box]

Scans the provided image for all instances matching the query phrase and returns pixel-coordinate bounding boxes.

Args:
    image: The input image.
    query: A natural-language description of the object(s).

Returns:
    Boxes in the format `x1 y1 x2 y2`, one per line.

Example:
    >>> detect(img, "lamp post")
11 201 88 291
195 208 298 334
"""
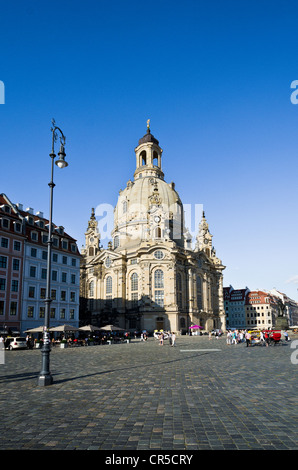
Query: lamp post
38 120 68 386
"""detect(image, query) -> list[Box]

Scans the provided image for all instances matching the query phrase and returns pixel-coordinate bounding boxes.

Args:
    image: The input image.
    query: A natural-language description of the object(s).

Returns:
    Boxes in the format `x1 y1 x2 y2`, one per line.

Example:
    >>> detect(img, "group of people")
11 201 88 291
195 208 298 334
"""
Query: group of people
156 331 176 346
225 329 289 347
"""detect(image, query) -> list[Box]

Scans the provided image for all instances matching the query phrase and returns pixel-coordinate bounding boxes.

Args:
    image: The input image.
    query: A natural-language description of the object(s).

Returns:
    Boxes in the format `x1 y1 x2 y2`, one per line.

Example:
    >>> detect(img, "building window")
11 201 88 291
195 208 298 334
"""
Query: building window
39 307 45 318
154 290 164 307
131 292 138 307
154 270 164 308
71 274 76 284
71 258 76 267
27 306 34 318
114 236 120 249
0 256 7 268
31 247 37 257
197 276 203 310
52 270 57 281
62 256 67 265
40 288 46 299
123 201 127 214
2 218 9 229
154 250 164 260
0 278 6 290
50 308 56 318
1 237 8 248
154 269 164 289
28 286 35 297
0 301 4 315
70 292 75 302
30 266 36 278
10 302 18 316
70 308 75 319
31 232 38 241
41 268 47 280
51 289 56 300
61 290 66 301
89 281 94 297
12 259 20 271
60 308 66 319
53 253 58 262
14 241 21 251
131 273 138 307
131 272 138 292
61 272 67 283
177 273 182 308
11 280 19 292
14 222 21 232
106 276 112 294
155 227 162 238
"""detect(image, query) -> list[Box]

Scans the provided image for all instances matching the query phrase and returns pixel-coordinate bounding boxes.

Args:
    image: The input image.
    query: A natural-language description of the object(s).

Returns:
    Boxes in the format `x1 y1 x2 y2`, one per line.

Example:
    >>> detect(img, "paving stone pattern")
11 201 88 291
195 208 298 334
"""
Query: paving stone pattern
0 335 297 450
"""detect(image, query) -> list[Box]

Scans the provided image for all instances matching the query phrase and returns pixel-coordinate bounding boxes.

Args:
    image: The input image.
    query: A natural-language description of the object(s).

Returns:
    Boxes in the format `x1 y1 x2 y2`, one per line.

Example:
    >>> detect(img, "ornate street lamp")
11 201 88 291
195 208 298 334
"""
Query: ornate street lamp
38 119 68 386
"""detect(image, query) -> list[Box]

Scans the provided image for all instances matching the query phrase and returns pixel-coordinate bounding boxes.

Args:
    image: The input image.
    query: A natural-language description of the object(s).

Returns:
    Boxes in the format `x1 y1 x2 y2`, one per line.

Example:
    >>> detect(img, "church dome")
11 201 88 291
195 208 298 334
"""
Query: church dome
111 125 185 248
138 128 159 146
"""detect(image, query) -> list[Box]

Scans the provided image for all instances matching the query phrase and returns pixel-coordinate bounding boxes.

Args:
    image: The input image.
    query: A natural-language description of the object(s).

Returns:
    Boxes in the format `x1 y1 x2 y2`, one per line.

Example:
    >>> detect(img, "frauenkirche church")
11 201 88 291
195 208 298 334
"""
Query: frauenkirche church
80 123 226 333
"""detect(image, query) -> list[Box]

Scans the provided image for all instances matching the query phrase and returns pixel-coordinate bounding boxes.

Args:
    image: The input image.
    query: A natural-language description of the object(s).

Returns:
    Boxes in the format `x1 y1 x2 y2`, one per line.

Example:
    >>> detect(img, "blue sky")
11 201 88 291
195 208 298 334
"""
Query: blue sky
1 0 298 301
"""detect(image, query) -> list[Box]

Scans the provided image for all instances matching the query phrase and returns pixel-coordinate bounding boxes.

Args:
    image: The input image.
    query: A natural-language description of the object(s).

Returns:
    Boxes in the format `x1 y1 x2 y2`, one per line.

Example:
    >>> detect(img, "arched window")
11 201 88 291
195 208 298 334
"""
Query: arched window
106 276 112 294
131 272 138 292
123 201 127 214
89 280 94 297
177 273 183 308
153 150 158 166
154 269 164 288
141 150 147 166
197 276 202 310
131 272 138 307
114 236 119 249
89 247 94 256
154 269 164 308
155 227 161 238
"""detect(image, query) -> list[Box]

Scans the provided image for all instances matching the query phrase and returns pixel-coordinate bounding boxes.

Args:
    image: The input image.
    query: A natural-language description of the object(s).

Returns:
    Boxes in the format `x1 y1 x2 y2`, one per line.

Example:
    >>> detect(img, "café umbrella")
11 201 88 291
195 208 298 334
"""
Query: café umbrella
79 325 101 332
49 324 80 332
24 326 46 333
98 325 125 331
189 325 203 329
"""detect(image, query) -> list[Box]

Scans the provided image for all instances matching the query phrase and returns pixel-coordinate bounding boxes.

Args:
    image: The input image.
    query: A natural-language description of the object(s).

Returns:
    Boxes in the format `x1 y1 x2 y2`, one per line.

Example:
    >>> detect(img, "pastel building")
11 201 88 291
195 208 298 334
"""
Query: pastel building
0 193 80 334
0 194 26 334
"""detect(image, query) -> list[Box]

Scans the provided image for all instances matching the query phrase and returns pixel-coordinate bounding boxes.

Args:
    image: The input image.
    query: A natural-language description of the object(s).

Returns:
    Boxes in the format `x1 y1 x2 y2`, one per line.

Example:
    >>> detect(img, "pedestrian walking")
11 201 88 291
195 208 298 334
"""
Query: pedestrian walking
245 331 251 347
171 332 176 347
284 330 289 342
226 331 231 345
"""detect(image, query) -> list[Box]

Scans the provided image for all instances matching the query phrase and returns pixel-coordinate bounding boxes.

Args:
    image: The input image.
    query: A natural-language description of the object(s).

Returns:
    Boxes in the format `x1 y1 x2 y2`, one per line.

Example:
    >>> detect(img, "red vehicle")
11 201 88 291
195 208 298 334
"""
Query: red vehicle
264 330 281 345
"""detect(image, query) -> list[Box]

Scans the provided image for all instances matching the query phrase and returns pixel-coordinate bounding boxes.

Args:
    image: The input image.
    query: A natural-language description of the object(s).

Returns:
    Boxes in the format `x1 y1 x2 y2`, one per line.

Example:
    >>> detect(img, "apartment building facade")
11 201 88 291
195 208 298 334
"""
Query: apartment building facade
0 193 80 334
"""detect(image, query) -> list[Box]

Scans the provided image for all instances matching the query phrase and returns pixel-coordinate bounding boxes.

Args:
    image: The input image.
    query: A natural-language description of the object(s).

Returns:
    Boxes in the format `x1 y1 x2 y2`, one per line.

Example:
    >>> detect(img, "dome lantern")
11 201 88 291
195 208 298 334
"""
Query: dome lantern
134 120 164 180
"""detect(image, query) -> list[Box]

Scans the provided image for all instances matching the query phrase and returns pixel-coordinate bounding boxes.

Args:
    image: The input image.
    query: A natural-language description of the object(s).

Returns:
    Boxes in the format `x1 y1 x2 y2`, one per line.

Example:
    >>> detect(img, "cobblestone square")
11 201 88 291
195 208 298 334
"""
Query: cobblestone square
1 335 297 451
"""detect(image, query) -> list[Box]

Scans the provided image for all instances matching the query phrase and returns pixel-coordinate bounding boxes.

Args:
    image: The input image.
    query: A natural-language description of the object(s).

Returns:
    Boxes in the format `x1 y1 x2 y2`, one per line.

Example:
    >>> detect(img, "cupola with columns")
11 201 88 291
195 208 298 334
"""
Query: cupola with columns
134 119 164 180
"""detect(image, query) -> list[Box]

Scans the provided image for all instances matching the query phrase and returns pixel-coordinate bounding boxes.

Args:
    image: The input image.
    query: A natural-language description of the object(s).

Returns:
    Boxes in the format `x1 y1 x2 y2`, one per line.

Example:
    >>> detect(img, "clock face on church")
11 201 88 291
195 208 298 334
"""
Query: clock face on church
90 237 94 242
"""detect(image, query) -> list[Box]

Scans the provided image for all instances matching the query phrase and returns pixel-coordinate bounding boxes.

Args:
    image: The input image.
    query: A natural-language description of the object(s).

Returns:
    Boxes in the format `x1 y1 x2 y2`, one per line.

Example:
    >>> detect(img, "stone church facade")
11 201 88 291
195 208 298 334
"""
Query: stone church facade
80 125 226 333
